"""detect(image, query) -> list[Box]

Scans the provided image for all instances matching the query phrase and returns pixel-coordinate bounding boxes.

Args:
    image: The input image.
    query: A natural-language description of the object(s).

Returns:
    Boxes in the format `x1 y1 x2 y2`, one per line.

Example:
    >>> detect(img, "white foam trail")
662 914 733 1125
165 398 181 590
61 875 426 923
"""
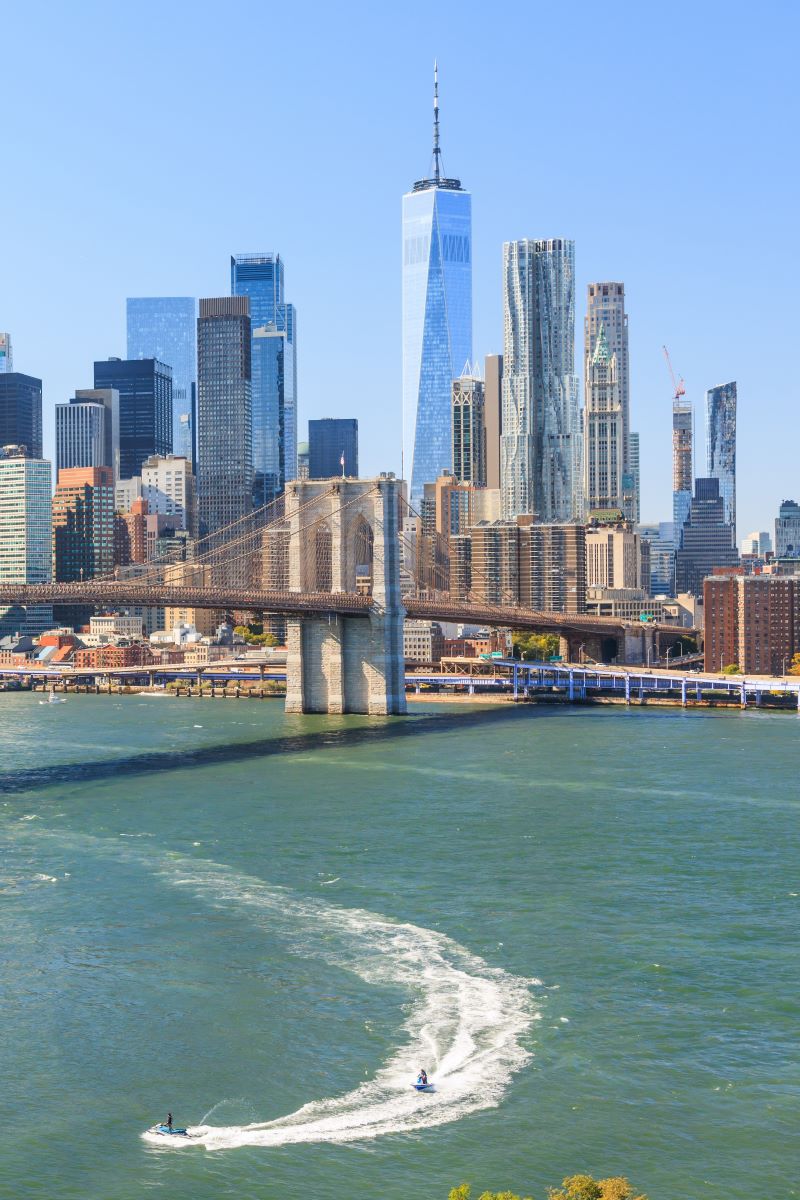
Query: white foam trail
137 854 541 1150
2 822 541 1152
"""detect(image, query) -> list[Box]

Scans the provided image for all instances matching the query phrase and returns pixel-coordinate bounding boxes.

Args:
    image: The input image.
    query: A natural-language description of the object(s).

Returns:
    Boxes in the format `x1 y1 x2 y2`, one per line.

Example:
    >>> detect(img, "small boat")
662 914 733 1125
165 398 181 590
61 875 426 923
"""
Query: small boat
39 690 66 705
412 1081 435 1093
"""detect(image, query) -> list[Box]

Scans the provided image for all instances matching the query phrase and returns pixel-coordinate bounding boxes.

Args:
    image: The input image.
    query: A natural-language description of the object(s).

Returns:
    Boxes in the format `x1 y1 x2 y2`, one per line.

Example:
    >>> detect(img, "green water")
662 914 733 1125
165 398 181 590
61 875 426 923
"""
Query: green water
0 694 797 1199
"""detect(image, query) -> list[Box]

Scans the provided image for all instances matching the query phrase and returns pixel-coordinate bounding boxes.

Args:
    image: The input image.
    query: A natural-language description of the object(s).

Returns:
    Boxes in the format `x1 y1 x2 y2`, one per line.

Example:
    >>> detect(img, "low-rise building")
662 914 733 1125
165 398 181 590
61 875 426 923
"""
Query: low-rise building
403 620 444 665
73 643 153 669
89 614 145 641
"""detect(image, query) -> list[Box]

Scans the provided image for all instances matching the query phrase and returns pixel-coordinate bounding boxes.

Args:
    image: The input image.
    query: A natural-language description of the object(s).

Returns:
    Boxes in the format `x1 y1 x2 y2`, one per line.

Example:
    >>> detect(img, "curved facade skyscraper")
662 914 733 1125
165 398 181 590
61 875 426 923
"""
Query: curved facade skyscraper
706 380 737 545
500 238 580 521
402 66 472 507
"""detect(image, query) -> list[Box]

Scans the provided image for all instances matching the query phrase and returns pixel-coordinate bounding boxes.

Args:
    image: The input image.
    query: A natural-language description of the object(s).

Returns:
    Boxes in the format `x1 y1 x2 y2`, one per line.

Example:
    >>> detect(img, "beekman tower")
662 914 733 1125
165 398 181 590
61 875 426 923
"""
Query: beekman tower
402 64 472 507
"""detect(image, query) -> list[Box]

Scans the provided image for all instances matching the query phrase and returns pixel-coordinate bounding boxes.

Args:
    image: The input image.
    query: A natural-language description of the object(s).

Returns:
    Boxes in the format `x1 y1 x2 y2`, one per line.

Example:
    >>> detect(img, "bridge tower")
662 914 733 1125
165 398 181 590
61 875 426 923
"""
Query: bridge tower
284 476 407 715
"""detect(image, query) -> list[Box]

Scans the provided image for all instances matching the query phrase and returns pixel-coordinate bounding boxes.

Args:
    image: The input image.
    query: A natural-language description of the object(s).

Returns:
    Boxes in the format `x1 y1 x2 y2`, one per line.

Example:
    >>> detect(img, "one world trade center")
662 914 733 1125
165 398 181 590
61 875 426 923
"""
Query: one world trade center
402 65 472 507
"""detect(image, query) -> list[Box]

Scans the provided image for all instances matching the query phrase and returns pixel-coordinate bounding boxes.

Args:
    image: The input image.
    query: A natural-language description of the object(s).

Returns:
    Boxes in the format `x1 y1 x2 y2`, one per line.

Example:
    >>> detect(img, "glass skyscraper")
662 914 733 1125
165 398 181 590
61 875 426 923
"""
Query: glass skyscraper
0 372 42 459
308 418 358 479
402 66 472 507
196 297 252 537
706 380 736 545
231 253 297 497
501 238 580 521
126 298 196 460
94 358 172 482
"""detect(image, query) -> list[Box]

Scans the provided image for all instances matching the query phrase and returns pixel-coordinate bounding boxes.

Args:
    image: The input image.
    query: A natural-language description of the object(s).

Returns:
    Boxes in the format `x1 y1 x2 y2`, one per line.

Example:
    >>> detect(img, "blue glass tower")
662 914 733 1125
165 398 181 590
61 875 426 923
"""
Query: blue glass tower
706 381 737 546
402 65 472 507
126 298 196 461
231 253 297 499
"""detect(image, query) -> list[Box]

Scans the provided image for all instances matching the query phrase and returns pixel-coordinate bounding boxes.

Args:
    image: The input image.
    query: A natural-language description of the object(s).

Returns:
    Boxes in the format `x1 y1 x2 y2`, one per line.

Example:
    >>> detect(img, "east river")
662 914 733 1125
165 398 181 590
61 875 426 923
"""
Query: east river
1 694 797 1199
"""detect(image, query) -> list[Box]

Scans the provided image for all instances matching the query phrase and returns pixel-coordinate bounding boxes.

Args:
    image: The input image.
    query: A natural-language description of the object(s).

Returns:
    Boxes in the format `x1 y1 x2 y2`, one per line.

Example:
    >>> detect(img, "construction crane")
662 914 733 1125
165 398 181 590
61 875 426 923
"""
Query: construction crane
662 345 686 403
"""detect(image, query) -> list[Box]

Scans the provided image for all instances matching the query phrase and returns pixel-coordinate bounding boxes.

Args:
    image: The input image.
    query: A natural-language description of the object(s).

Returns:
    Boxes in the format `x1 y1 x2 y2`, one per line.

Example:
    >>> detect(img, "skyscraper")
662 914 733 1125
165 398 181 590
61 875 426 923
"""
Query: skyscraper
56 401 106 477
672 395 693 543
451 371 486 486
402 65 472 506
0 332 12 372
231 253 298 493
585 285 629 444
775 500 800 558
483 354 502 490
250 323 293 505
623 432 640 524
675 477 738 594
583 326 624 513
0 447 53 636
74 389 120 479
196 297 252 536
52 467 115 582
0 372 42 458
141 454 196 534
585 283 640 523
501 238 580 521
93 358 172 481
706 381 736 544
308 418 358 479
127 298 196 460
55 389 120 480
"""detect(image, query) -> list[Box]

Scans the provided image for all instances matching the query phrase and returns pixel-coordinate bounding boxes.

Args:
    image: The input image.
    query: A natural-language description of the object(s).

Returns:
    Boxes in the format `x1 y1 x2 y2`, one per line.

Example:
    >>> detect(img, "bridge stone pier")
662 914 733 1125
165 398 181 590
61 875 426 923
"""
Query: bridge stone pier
284 477 406 715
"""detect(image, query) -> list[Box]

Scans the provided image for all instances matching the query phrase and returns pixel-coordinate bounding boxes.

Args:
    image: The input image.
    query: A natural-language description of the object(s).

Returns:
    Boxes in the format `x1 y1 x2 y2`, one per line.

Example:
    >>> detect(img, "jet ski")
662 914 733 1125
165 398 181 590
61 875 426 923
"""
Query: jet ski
148 1123 194 1137
412 1077 435 1093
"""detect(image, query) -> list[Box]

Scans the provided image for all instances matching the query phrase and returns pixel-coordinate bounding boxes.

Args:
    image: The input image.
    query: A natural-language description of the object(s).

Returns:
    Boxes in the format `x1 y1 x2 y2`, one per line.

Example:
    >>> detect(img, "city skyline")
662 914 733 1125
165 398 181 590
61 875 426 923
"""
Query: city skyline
1 4 797 536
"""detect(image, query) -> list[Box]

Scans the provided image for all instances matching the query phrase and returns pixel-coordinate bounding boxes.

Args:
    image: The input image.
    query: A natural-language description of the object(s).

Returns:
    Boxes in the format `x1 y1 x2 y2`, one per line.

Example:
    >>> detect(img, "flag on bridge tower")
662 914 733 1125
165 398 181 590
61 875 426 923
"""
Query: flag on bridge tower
340 451 345 478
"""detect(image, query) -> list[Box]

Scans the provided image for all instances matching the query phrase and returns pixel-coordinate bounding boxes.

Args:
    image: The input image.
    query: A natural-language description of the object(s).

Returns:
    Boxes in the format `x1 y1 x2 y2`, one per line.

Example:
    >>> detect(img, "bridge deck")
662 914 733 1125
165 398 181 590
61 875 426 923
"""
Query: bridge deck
0 583 689 636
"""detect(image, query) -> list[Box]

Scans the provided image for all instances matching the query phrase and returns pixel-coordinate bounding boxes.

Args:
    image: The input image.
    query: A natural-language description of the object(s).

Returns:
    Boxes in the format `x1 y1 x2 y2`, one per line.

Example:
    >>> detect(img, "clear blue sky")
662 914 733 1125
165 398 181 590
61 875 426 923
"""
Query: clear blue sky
2 0 798 537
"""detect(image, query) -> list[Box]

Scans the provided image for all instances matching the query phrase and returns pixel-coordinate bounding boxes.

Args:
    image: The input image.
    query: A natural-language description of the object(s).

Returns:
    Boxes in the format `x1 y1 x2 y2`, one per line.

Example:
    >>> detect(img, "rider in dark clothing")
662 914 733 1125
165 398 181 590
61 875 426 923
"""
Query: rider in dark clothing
166 1112 173 1131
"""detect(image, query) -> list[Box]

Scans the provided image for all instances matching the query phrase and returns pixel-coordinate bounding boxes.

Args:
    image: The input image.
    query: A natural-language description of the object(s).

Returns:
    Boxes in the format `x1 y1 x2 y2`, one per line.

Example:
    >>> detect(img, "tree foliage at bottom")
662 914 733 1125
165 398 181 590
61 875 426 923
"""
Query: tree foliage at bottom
449 1173 647 1200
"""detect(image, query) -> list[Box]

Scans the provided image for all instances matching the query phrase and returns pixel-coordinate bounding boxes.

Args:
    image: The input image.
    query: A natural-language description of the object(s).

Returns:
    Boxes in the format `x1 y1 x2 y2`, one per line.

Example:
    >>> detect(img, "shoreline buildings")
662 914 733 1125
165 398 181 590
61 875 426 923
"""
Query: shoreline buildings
402 65 472 507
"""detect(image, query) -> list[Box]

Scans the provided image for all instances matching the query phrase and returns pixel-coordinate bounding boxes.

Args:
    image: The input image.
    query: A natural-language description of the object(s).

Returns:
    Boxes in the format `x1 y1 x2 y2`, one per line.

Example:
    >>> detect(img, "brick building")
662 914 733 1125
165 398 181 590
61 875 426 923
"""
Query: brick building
704 574 800 674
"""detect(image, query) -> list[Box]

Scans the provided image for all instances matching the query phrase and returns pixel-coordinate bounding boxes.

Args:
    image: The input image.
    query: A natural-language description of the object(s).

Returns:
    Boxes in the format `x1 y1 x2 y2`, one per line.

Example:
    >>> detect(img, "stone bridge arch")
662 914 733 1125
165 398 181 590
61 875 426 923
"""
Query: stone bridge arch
284 477 405 714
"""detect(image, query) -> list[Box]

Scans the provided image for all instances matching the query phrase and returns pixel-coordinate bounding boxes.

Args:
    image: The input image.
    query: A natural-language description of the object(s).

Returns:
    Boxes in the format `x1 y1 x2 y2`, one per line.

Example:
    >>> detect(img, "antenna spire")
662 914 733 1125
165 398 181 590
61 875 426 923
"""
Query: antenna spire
432 60 441 184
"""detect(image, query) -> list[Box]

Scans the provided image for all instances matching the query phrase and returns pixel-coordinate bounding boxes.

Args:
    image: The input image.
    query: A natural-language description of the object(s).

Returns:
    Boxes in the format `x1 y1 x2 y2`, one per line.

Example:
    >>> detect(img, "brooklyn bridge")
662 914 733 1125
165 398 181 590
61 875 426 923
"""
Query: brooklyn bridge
0 477 690 714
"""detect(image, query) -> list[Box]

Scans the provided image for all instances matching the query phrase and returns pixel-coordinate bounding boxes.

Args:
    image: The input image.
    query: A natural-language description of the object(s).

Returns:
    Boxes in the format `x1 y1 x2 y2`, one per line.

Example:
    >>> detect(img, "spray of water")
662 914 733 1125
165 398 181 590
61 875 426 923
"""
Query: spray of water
138 854 541 1150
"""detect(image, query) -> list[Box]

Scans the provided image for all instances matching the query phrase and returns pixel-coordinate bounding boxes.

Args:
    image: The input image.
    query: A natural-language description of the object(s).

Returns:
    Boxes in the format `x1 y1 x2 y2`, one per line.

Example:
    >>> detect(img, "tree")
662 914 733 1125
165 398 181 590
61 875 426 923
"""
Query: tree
233 624 278 647
720 662 741 675
449 1187 532 1200
449 1175 646 1200
512 631 560 662
788 653 800 676
548 1176 646 1200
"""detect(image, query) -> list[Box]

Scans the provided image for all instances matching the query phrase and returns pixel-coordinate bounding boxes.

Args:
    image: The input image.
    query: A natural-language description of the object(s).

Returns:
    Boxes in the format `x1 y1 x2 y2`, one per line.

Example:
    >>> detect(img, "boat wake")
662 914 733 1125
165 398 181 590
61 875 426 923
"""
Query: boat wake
138 854 542 1150
4 822 541 1151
